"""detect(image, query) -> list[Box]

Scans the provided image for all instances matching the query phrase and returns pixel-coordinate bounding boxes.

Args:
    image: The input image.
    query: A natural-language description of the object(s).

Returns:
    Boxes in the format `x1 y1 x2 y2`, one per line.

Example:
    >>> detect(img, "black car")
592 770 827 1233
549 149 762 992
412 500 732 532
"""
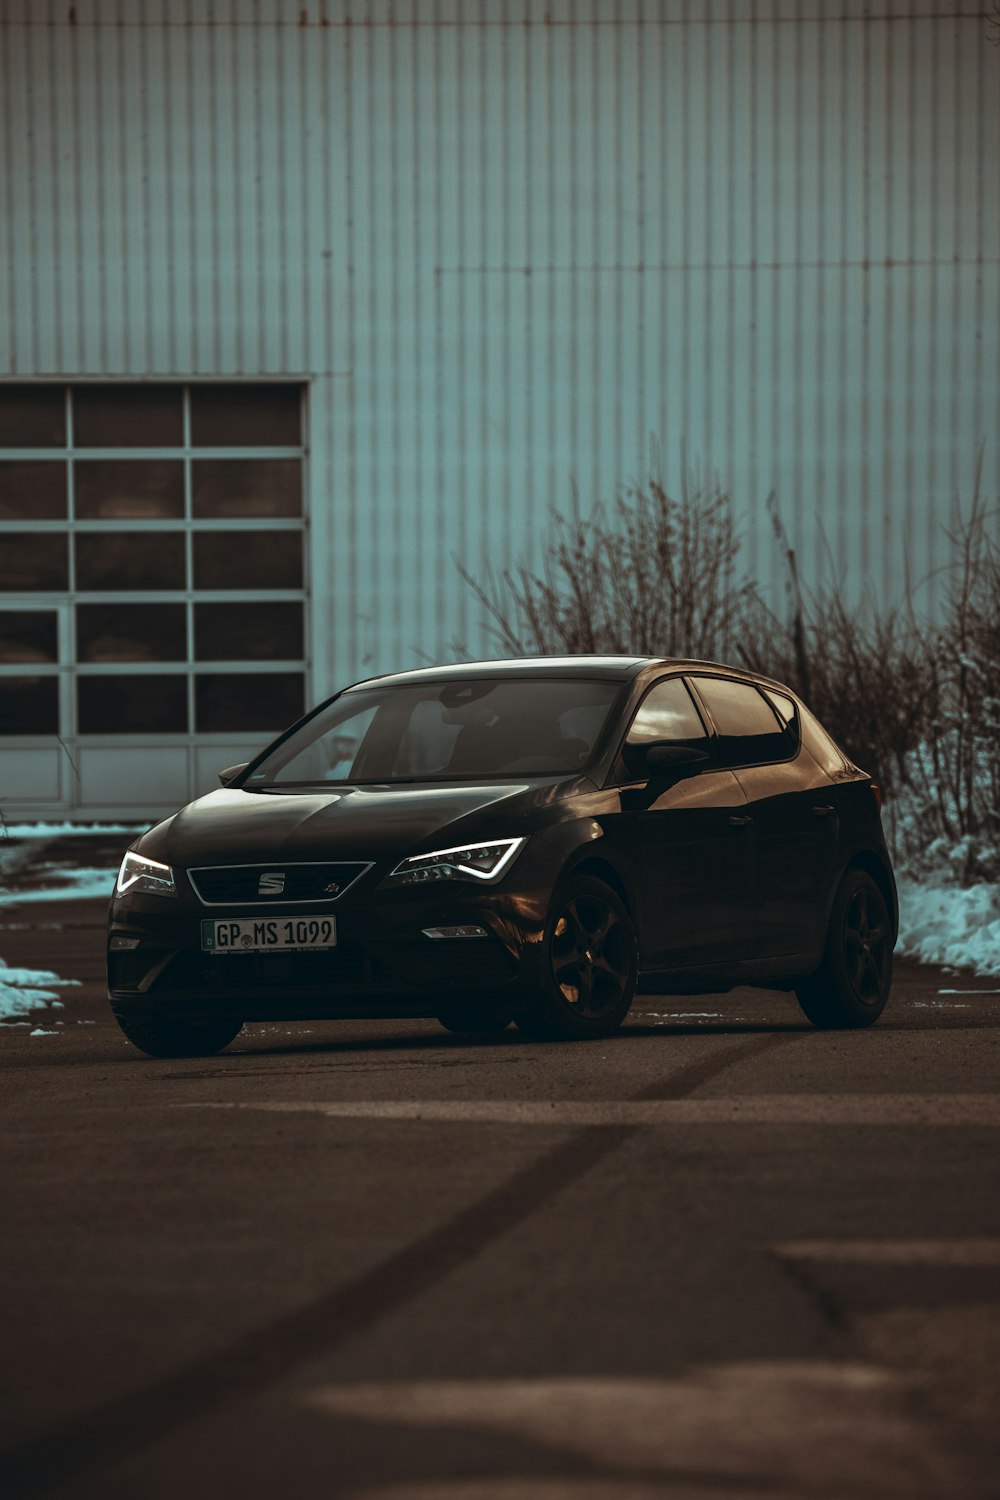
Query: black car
108 656 897 1057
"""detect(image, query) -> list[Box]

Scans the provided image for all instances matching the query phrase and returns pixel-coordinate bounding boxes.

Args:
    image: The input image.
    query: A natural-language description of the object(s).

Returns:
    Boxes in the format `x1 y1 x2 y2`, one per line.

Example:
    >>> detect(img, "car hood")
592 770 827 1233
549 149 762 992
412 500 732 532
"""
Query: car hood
139 778 590 867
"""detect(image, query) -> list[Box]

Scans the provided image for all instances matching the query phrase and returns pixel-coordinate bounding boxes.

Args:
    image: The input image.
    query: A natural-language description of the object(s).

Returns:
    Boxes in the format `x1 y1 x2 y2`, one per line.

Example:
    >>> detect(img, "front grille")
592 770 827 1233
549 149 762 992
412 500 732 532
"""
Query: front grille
187 862 372 905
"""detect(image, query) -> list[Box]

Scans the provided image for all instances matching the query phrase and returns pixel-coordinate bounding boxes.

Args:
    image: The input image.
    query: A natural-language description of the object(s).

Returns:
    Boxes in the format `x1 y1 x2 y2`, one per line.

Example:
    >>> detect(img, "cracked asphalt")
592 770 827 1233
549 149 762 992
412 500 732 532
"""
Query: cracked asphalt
1 864 999 1499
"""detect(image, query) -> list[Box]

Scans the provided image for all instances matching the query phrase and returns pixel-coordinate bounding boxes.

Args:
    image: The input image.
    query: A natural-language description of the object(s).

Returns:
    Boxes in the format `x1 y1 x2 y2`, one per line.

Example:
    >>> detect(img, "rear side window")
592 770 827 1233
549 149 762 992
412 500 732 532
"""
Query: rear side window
690 676 793 768
763 688 797 730
616 676 709 781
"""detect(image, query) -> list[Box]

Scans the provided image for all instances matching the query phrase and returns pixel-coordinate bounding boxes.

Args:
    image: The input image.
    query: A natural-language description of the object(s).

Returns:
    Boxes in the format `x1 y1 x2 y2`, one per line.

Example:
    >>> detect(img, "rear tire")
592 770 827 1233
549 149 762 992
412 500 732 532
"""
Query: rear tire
794 869 893 1029
514 875 638 1042
113 1013 243 1058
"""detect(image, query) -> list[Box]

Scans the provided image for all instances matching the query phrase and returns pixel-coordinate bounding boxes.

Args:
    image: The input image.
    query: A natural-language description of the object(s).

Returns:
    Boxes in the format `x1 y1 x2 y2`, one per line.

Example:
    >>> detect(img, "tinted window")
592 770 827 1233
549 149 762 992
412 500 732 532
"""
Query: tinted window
0 386 65 447
77 603 187 662
0 610 58 663
190 385 301 447
192 459 301 518
617 677 709 780
0 534 69 591
250 679 620 785
0 677 59 733
0 461 67 518
75 460 184 519
77 675 188 734
193 531 302 590
195 672 305 732
194 602 303 661
75 532 185 591
255 702 379 783
73 386 183 447
691 677 792 768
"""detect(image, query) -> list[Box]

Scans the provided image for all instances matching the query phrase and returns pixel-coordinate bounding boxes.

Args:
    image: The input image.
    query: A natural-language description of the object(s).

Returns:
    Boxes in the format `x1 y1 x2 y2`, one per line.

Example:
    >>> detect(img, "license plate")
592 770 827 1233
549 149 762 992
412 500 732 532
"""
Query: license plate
201 917 337 953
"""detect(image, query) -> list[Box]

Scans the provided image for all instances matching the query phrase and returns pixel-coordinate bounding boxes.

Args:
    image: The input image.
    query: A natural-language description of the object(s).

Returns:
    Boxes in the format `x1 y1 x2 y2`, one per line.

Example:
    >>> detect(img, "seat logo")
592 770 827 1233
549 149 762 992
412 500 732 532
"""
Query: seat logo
258 872 286 895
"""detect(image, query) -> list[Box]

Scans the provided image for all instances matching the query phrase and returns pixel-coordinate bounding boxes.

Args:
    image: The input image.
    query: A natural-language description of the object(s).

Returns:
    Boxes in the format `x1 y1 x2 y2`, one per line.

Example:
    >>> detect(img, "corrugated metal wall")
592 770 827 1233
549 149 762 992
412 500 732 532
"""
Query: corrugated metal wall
3 0 998 690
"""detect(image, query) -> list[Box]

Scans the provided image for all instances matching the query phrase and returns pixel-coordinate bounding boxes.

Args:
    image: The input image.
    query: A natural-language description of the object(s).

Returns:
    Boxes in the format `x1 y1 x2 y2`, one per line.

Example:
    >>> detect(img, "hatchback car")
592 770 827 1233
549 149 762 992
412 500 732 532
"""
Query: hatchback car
108 656 897 1056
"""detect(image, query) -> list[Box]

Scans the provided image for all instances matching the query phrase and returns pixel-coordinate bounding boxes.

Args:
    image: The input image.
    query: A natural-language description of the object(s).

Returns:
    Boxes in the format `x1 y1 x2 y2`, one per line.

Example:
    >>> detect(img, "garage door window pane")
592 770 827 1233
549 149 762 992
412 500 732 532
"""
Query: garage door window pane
77 603 187 662
75 533 186 591
196 672 304 732
190 385 301 447
193 531 302 590
0 611 58 663
0 677 59 733
73 386 183 448
75 460 184 519
194 602 303 661
192 459 301 518
78 675 188 733
0 534 69 591
0 387 65 447
0 461 67 519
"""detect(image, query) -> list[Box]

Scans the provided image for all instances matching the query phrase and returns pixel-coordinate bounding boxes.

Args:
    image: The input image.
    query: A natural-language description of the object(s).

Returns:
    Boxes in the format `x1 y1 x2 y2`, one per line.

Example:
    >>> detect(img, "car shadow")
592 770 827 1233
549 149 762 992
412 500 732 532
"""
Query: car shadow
166 1015 810 1067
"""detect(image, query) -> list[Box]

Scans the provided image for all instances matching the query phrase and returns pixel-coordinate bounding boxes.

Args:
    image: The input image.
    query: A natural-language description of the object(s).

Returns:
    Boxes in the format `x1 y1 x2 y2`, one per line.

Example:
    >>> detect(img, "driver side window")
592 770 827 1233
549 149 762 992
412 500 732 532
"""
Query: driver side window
614 677 710 783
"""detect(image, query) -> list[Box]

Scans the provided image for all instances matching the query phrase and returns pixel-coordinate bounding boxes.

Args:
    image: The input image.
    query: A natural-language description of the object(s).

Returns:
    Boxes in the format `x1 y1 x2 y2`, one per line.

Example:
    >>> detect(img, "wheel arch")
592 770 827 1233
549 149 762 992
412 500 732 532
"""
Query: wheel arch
570 855 633 916
842 850 899 942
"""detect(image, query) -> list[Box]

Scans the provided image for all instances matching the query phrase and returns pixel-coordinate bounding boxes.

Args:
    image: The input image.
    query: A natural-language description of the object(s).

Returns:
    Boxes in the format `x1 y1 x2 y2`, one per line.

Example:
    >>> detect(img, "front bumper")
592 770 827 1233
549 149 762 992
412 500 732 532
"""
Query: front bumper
107 847 558 1023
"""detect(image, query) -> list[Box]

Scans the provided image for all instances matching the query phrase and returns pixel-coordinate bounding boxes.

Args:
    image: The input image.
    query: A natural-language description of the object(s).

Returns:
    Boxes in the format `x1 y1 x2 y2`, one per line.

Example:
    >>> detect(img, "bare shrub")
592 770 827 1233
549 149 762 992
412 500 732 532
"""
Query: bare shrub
739 503 937 808
896 472 1000 881
458 467 768 661
458 454 998 881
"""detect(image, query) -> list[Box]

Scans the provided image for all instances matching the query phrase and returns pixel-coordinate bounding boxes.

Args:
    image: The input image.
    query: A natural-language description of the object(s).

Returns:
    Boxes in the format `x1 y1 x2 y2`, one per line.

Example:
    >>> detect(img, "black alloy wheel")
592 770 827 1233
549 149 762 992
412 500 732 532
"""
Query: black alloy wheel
113 1013 244 1058
795 869 893 1029
516 875 638 1041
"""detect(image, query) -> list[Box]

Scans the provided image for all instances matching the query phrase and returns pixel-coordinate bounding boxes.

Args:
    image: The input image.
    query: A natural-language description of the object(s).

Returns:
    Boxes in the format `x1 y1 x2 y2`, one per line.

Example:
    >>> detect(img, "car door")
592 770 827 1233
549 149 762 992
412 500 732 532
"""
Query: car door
688 675 841 959
603 675 756 970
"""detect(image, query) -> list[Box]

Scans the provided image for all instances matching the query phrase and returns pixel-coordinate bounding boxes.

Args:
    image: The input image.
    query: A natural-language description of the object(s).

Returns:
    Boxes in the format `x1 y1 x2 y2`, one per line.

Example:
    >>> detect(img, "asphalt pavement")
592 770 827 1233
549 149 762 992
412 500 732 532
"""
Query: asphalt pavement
2 869 999 1500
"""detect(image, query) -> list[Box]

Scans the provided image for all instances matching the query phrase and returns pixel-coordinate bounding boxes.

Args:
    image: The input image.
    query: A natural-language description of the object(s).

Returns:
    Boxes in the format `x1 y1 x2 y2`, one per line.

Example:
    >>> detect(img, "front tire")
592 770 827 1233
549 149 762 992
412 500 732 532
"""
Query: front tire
113 1013 243 1058
515 875 638 1041
794 870 893 1029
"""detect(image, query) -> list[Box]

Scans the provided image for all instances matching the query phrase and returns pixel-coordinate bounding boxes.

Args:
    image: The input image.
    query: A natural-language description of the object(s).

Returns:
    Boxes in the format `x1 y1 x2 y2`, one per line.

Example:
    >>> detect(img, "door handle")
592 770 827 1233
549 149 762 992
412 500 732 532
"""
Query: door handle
728 814 753 826
811 805 835 819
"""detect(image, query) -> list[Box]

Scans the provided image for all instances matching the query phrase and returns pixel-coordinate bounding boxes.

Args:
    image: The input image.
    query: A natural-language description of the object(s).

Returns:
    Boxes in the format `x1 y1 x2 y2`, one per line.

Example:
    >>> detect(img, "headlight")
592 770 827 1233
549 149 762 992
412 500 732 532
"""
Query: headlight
116 851 177 898
387 838 526 887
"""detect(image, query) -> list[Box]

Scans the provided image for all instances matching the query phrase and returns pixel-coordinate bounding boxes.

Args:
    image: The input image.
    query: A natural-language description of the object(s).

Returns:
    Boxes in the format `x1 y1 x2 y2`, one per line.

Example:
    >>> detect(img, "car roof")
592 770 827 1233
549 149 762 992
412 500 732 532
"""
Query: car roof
348 656 651 689
347 655 795 693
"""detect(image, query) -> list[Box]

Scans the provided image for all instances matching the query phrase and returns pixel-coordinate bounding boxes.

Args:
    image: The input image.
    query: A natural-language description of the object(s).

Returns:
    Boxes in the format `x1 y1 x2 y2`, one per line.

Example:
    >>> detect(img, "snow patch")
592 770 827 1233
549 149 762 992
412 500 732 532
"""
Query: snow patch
0 958 74 1022
1 822 146 838
896 879 1000 976
0 867 117 904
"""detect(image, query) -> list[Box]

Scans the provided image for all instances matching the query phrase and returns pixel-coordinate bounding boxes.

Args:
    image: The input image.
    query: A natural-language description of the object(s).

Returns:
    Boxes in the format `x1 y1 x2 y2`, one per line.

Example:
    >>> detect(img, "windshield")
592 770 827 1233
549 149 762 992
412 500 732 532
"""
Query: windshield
246 678 622 786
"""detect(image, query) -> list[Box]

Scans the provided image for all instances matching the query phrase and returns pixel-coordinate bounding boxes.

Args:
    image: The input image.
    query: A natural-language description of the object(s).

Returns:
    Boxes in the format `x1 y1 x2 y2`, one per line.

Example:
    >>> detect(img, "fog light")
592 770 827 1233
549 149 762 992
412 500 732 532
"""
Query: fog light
422 925 489 940
109 936 140 951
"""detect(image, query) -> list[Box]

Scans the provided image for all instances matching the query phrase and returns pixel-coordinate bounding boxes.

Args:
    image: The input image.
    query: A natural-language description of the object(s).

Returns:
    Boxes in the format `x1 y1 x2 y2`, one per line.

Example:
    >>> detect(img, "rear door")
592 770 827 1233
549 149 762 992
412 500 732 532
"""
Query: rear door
604 675 756 969
688 676 840 958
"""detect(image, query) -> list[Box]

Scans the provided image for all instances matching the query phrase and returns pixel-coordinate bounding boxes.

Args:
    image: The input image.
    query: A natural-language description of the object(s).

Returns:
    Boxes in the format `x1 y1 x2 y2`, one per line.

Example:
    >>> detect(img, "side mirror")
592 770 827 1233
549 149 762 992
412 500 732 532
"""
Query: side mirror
644 742 711 778
218 762 249 787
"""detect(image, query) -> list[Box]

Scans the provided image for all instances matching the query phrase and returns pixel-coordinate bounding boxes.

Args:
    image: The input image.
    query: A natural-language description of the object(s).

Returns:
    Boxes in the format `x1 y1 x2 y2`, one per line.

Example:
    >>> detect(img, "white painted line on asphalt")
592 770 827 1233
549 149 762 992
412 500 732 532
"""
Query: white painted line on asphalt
776 1239 1000 1266
303 1363 930 1499
937 988 1000 994
178 1093 1000 1127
